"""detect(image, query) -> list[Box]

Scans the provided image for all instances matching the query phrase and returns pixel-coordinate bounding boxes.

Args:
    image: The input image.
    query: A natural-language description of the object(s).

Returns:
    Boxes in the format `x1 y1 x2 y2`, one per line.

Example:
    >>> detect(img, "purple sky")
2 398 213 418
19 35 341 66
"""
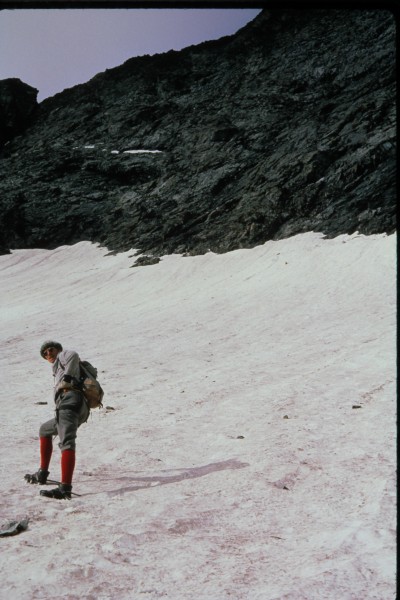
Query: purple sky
0 8 261 102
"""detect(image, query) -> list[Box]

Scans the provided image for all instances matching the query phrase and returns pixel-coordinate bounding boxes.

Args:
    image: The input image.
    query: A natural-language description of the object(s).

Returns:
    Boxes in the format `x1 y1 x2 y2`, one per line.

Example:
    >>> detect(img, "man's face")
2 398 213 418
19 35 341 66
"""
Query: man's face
43 347 60 364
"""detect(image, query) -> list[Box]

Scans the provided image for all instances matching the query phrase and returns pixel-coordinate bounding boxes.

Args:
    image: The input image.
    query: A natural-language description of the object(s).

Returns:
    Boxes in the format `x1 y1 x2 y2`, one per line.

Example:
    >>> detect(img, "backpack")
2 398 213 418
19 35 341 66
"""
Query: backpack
79 361 104 409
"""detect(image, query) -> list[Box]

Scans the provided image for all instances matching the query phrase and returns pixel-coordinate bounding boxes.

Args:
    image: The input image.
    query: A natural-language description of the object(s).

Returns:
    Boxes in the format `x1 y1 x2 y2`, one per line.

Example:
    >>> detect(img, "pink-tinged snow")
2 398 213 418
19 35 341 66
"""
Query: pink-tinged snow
0 232 396 600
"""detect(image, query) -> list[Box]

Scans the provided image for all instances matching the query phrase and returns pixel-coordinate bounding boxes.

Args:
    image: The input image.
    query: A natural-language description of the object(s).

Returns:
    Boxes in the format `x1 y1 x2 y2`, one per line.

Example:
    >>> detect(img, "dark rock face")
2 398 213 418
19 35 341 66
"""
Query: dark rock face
0 78 38 146
0 9 396 256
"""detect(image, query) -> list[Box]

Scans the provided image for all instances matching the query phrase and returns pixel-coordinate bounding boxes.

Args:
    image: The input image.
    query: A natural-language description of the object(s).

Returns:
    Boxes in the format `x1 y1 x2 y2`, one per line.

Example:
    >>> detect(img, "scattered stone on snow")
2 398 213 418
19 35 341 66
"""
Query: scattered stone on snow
0 519 29 537
131 256 161 267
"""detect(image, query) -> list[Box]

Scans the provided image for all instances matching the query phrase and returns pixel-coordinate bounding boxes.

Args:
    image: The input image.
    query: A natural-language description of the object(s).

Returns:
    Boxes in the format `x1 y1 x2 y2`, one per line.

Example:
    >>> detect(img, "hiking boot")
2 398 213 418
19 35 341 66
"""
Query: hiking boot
40 484 72 500
24 468 49 485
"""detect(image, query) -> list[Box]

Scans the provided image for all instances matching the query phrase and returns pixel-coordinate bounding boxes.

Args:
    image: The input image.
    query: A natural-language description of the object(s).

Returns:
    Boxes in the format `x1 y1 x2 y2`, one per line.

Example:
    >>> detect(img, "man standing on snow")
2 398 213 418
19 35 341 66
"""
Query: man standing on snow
25 341 89 499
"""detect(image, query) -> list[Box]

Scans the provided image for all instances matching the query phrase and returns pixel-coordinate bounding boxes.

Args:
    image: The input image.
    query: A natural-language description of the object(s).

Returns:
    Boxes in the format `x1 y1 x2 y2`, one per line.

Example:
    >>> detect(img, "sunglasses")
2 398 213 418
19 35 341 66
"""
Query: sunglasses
43 347 56 357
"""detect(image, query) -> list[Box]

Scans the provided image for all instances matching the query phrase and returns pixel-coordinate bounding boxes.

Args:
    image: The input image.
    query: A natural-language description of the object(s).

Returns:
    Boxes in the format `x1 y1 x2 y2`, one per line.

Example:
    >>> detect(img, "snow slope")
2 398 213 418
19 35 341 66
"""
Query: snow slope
0 232 396 600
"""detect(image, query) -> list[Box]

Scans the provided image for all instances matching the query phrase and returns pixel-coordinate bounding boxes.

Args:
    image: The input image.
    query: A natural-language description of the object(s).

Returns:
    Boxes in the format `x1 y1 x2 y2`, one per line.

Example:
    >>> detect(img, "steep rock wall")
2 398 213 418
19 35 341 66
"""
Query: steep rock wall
0 9 396 255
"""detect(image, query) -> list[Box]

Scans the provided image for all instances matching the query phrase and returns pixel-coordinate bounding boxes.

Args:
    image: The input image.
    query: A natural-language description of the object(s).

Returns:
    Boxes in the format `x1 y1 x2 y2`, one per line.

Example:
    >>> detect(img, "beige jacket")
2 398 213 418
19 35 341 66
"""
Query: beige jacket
52 349 81 399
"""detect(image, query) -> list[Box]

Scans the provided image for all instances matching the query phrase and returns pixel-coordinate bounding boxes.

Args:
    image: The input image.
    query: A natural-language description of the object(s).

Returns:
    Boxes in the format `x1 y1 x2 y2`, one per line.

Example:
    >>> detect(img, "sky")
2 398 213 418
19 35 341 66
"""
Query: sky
0 231 396 598
0 8 261 101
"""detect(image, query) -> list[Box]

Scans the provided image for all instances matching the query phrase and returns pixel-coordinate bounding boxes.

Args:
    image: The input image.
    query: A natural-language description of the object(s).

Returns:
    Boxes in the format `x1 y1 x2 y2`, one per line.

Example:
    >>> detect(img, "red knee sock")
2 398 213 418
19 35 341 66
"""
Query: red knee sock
40 436 53 470
61 449 76 486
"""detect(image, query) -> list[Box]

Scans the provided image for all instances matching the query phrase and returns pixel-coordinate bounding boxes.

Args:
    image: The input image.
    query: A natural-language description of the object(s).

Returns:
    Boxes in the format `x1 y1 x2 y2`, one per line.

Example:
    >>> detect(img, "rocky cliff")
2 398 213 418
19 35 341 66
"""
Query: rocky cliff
0 8 396 257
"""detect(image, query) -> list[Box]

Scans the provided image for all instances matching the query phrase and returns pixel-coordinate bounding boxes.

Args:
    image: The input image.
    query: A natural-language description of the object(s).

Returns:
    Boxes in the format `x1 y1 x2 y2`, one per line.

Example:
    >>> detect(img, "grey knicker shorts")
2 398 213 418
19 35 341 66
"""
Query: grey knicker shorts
39 390 90 451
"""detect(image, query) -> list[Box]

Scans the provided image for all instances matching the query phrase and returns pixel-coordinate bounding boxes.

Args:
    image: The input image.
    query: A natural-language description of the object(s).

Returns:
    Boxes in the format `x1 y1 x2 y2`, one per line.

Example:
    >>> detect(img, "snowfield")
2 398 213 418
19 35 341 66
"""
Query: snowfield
0 232 396 600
